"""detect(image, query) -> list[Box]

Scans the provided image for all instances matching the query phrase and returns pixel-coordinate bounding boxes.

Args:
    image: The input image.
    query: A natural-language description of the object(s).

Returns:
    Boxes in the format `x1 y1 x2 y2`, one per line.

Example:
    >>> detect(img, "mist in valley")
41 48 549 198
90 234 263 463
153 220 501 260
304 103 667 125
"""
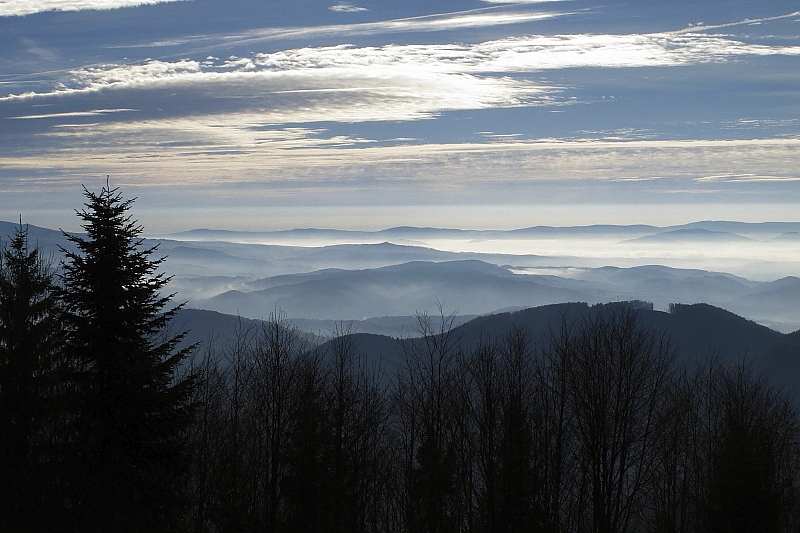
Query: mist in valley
137 223 800 334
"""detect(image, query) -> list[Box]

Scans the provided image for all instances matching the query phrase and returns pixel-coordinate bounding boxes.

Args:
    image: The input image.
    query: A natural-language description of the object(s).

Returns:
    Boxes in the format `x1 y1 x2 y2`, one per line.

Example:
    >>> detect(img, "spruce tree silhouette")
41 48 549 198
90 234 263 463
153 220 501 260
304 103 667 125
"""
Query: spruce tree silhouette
59 185 196 532
0 221 63 531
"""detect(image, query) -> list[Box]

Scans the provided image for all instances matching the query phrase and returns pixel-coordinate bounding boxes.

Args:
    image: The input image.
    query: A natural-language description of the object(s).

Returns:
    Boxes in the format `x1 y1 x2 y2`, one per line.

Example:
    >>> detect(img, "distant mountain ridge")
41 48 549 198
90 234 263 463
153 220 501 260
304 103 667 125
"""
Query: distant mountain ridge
156 220 800 242
7 219 800 252
775 232 800 241
626 228 754 243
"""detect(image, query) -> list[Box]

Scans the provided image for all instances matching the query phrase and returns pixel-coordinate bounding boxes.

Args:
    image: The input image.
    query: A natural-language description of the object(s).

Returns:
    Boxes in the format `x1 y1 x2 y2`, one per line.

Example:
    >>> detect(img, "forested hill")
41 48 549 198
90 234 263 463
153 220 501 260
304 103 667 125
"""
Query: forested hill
451 302 784 362
179 301 800 391
174 300 800 531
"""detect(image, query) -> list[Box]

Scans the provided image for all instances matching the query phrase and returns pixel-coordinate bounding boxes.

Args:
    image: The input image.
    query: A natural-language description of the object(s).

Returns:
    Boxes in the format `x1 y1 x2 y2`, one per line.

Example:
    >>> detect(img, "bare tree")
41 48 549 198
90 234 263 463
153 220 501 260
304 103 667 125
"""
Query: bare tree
645 363 696 533
555 304 675 533
393 307 468 533
282 344 326 532
697 361 800 533
184 338 228 533
248 309 307 531
466 336 501 533
321 322 392 533
496 325 553 532
218 318 260 530
179 300 800 533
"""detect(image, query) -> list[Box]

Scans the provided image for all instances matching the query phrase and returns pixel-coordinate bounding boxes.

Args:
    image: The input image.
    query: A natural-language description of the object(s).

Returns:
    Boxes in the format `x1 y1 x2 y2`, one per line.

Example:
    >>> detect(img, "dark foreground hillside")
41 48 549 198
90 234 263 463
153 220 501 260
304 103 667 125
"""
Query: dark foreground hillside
181 301 800 392
182 302 800 533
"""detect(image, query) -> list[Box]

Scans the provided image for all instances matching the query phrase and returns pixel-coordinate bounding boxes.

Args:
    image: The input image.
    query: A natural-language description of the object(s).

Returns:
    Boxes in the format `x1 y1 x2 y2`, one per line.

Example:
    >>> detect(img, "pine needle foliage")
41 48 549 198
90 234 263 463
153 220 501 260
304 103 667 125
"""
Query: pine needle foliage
59 186 197 532
0 222 63 531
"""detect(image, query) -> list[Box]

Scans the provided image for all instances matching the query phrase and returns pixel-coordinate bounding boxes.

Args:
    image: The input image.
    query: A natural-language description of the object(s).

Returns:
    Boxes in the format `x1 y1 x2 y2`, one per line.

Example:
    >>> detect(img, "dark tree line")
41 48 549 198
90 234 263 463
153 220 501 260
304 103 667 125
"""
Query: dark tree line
2 186 800 532
182 305 800 533
0 220 64 531
0 187 195 532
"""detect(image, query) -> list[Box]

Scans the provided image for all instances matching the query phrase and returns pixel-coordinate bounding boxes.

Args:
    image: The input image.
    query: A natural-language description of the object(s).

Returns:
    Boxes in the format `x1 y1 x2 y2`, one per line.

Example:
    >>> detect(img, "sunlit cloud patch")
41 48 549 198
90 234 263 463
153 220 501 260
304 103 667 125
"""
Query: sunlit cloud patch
329 3 367 13
4 31 800 129
117 9 566 49
0 0 186 17
696 174 800 183
11 32 800 99
0 44 558 123
481 0 572 3
9 109 136 120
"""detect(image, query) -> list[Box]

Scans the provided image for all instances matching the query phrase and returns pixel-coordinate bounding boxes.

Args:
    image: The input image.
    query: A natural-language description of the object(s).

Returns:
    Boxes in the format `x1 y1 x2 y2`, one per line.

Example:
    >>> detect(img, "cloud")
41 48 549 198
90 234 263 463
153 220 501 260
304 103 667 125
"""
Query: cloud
0 0 186 17
675 10 800 34
3 28 797 147
69 59 202 91
481 0 571 3
2 10 799 199
2 27 798 186
695 174 800 183
209 7 800 48
474 32 800 71
7 29 800 104
329 3 367 13
0 46 555 124
116 9 566 49
3 117 800 236
9 108 135 119
6 115 800 193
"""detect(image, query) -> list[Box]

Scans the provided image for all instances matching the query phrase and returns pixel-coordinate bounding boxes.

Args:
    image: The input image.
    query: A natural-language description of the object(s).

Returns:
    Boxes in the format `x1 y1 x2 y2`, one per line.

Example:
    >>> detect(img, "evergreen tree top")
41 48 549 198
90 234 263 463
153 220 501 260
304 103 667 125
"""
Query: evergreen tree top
62 186 165 274
0 221 57 330
58 184 186 365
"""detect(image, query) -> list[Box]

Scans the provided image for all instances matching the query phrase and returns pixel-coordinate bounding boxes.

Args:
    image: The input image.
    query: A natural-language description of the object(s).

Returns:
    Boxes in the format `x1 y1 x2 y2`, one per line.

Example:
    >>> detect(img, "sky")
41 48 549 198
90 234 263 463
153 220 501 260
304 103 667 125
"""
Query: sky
1 0 800 232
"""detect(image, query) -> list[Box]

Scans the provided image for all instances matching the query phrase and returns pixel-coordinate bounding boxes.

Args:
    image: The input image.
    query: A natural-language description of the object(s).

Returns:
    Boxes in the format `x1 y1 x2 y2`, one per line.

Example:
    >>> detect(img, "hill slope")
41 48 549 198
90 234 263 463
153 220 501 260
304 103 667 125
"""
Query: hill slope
182 303 799 391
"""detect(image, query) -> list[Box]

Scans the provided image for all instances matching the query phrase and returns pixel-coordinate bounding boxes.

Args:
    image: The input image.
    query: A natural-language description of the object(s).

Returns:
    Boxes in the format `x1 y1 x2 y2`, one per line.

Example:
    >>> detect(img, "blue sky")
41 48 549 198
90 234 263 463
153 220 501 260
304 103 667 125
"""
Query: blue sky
1 0 799 231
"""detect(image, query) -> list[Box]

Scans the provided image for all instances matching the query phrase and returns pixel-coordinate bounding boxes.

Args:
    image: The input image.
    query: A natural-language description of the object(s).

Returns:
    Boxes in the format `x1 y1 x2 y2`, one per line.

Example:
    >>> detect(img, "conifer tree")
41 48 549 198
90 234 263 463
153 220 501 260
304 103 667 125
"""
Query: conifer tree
59 185 196 532
0 222 63 531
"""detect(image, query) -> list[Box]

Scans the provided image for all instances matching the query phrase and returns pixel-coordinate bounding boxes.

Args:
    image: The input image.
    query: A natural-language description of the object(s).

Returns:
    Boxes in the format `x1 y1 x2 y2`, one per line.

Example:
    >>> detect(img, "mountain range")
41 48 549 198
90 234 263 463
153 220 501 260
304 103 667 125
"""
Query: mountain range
162 221 800 243
188 259 798 331
2 220 799 332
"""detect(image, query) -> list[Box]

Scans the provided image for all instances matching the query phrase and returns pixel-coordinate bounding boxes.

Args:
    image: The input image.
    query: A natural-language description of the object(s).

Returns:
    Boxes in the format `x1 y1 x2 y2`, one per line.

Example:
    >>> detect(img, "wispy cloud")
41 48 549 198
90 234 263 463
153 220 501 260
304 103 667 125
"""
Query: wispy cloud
481 0 572 3
8 30 800 101
6 117 800 193
1 22 797 201
675 10 800 34
115 9 566 50
0 0 186 17
695 174 800 183
4 29 799 139
474 32 800 70
9 108 135 119
1 45 555 123
329 3 367 13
